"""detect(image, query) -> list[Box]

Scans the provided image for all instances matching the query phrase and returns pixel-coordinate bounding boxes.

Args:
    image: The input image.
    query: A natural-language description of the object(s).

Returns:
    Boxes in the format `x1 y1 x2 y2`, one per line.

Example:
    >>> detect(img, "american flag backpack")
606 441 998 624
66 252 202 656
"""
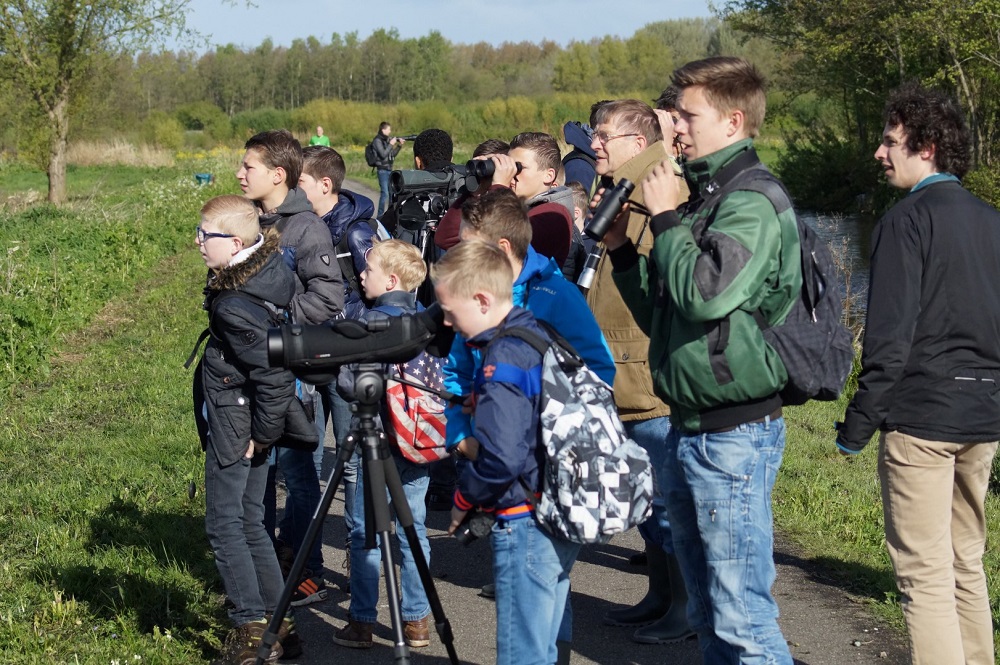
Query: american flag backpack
385 350 449 464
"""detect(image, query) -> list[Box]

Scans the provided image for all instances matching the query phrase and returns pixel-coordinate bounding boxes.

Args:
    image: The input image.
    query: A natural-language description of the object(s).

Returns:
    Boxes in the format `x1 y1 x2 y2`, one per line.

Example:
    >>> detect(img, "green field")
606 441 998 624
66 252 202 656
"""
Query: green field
2 160 998 663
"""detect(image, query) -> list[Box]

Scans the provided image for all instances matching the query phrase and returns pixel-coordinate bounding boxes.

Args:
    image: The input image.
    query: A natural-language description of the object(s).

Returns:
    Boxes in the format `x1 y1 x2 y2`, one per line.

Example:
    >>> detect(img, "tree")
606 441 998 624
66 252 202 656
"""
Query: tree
0 0 192 204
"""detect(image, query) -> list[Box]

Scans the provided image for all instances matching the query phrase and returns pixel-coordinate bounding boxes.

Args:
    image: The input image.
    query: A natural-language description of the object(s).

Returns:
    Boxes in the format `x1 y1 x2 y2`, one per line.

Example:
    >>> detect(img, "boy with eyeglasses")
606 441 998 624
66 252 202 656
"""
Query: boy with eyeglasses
194 194 309 664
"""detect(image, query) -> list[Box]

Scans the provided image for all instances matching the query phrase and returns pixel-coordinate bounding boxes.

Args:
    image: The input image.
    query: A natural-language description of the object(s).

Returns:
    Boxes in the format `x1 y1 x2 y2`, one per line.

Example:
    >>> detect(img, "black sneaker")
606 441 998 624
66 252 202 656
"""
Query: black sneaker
290 572 328 607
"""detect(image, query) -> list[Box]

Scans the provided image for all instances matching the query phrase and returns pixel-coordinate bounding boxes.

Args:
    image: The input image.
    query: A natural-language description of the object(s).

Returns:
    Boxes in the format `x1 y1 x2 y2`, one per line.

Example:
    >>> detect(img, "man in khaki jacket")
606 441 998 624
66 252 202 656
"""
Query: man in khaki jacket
585 98 691 645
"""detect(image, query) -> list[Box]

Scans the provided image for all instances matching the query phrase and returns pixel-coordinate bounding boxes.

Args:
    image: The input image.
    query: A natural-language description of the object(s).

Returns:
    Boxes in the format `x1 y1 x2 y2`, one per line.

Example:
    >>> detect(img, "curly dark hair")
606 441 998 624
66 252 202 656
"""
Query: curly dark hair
413 128 454 166
884 83 971 178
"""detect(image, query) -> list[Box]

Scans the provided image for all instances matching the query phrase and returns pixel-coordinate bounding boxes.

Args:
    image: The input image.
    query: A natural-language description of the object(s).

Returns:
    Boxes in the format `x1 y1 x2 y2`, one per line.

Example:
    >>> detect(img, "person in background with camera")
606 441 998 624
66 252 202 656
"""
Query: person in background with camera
433 240 581 665
331 239 435 650
236 129 344 608
371 122 405 217
610 57 798 664
837 84 1000 665
581 99 692 645
194 195 308 664
435 138 511 252
299 144 379 594
379 127 454 240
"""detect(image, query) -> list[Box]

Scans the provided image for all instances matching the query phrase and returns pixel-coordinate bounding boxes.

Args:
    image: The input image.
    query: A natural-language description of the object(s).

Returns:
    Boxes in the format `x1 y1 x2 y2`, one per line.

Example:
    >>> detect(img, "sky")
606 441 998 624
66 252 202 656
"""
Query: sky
175 0 716 52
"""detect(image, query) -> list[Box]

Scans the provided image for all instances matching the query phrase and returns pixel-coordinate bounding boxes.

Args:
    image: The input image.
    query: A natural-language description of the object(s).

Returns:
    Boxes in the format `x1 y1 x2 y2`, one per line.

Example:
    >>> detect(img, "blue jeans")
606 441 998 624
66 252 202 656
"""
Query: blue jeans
492 517 580 665
321 384 359 537
625 416 673 553
275 446 324 574
204 448 285 626
662 418 791 665
348 454 431 623
377 169 392 218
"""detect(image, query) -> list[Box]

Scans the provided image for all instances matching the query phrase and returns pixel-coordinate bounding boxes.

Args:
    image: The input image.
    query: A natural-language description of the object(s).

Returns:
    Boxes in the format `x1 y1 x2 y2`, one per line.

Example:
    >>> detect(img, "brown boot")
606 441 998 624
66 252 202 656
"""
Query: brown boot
213 620 283 665
332 619 374 649
404 615 431 648
264 613 303 660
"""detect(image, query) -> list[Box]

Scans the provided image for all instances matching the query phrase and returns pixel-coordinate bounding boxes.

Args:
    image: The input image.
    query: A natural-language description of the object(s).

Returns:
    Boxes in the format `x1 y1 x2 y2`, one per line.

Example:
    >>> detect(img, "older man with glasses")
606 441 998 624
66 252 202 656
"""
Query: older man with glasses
583 98 694 647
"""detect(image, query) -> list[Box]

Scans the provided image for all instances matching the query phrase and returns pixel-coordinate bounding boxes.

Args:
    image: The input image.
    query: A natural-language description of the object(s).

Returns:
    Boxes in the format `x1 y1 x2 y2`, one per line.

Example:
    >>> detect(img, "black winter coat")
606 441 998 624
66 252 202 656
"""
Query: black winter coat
200 236 317 467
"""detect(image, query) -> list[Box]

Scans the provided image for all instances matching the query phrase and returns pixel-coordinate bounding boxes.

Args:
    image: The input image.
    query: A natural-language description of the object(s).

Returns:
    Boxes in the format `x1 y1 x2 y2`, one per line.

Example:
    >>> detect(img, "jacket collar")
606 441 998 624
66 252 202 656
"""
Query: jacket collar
373 289 417 311
683 139 756 199
614 140 670 186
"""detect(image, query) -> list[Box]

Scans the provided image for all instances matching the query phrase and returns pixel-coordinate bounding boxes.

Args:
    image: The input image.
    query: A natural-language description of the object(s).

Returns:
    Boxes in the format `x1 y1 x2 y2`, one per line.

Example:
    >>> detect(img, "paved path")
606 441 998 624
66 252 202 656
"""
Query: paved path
278 458 909 665
282 180 911 665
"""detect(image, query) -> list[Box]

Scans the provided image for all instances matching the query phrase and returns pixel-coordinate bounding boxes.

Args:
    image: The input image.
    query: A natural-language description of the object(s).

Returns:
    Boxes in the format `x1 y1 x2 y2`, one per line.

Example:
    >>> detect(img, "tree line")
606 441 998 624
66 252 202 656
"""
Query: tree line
2 1 997 210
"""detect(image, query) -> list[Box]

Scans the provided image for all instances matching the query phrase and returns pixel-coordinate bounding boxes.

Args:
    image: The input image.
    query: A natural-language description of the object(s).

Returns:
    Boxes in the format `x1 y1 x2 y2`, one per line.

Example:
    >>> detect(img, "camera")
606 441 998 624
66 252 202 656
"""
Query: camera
453 510 496 546
465 159 522 181
394 134 418 141
389 165 477 229
584 178 635 241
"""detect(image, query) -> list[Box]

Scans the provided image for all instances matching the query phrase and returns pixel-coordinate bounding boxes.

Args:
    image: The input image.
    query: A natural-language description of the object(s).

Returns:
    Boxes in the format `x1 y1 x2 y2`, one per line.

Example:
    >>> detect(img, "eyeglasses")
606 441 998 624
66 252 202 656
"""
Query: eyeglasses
593 131 640 146
196 226 235 244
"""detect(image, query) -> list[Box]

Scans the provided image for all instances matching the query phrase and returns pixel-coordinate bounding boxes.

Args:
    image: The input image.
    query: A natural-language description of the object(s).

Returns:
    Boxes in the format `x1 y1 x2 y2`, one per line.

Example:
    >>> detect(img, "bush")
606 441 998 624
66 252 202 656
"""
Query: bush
965 166 1000 209
775 125 886 213
143 111 184 150
230 108 294 141
175 102 232 143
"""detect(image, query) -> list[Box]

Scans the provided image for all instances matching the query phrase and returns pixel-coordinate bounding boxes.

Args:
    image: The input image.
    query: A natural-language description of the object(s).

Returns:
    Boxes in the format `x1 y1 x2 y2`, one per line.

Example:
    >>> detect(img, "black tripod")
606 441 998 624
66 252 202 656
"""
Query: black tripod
255 363 459 665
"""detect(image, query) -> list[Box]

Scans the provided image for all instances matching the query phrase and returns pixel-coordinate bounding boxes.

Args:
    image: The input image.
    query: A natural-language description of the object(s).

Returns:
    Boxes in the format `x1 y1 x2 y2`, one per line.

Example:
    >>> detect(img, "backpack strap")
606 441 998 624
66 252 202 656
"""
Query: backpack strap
696 150 803 346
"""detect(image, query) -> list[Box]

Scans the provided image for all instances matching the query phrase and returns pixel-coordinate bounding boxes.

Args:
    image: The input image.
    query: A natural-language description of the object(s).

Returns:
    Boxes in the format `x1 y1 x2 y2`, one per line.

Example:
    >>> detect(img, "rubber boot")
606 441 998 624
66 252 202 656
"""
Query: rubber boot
603 543 670 626
632 552 695 644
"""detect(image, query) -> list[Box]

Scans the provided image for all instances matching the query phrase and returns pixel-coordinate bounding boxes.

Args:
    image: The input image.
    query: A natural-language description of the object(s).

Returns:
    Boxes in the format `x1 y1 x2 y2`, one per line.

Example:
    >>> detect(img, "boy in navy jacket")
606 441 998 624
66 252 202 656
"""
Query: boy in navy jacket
434 240 581 665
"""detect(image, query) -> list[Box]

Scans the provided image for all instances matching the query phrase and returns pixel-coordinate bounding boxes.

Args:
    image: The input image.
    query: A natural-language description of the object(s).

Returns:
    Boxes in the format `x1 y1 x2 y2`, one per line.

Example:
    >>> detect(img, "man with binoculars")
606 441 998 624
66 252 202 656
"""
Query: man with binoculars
580 98 694 647
435 132 575 267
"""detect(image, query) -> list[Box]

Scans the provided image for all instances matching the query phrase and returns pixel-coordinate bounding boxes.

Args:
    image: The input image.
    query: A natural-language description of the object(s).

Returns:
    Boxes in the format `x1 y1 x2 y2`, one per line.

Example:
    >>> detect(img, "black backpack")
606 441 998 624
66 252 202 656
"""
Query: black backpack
700 150 854 405
364 141 378 168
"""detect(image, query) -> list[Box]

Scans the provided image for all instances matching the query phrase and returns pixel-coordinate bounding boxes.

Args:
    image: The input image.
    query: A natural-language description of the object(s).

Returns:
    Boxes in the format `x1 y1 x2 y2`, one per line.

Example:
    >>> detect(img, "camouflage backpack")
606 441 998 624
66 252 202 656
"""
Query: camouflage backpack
493 323 654 544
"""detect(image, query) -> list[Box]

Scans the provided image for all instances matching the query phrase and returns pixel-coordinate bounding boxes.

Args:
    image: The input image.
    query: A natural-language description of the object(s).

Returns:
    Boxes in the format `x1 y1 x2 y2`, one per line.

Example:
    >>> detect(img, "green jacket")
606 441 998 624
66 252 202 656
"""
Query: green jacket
612 140 801 432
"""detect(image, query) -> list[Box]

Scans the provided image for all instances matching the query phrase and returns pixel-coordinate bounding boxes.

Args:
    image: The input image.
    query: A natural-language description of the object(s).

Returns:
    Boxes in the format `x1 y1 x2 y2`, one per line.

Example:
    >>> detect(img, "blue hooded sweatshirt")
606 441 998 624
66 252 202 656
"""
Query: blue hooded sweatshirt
442 245 615 449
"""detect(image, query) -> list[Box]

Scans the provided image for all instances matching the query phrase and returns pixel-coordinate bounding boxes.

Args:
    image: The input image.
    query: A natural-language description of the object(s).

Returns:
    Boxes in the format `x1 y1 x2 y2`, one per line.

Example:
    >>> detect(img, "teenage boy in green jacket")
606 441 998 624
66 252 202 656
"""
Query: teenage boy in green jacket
608 56 801 664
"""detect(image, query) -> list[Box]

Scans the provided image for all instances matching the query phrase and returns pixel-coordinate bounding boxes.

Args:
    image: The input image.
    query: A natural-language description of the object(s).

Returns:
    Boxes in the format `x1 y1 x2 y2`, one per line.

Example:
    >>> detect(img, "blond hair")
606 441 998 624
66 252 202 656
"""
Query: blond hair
200 195 260 244
366 239 427 292
430 240 512 302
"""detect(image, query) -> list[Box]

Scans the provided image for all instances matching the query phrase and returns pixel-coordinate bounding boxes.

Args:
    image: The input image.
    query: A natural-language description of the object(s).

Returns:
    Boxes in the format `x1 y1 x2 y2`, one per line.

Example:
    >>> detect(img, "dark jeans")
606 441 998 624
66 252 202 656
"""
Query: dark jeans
205 448 284 625
377 169 392 218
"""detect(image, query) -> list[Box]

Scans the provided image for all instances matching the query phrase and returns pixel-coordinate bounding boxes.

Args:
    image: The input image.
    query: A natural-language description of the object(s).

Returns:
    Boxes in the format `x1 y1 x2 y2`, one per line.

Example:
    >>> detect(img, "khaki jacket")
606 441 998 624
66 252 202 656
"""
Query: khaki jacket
586 141 688 421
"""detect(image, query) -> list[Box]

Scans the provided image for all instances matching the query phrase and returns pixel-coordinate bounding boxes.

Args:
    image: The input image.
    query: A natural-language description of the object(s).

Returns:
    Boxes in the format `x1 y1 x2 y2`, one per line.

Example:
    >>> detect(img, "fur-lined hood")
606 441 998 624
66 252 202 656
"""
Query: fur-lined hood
204 234 295 309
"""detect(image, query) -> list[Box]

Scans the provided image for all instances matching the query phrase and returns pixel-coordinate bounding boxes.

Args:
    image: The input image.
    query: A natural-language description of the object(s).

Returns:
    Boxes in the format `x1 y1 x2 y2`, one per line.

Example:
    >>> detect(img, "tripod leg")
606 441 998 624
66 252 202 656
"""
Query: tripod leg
358 429 411 665
254 436 358 665
383 453 460 665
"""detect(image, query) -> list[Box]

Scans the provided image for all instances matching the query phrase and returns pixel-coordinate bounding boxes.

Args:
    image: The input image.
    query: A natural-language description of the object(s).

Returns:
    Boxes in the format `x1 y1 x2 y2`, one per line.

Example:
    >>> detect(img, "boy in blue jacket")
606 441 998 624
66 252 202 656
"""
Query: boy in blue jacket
434 240 581 665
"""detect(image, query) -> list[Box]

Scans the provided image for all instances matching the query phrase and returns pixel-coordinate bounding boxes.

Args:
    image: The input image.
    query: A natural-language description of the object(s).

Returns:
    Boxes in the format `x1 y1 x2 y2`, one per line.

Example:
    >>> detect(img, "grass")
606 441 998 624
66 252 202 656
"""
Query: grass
4 157 1000 662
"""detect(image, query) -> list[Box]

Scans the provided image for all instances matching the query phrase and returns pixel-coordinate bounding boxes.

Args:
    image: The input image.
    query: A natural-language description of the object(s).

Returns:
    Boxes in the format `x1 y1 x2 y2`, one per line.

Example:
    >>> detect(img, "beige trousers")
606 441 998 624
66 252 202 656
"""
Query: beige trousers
879 430 998 665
